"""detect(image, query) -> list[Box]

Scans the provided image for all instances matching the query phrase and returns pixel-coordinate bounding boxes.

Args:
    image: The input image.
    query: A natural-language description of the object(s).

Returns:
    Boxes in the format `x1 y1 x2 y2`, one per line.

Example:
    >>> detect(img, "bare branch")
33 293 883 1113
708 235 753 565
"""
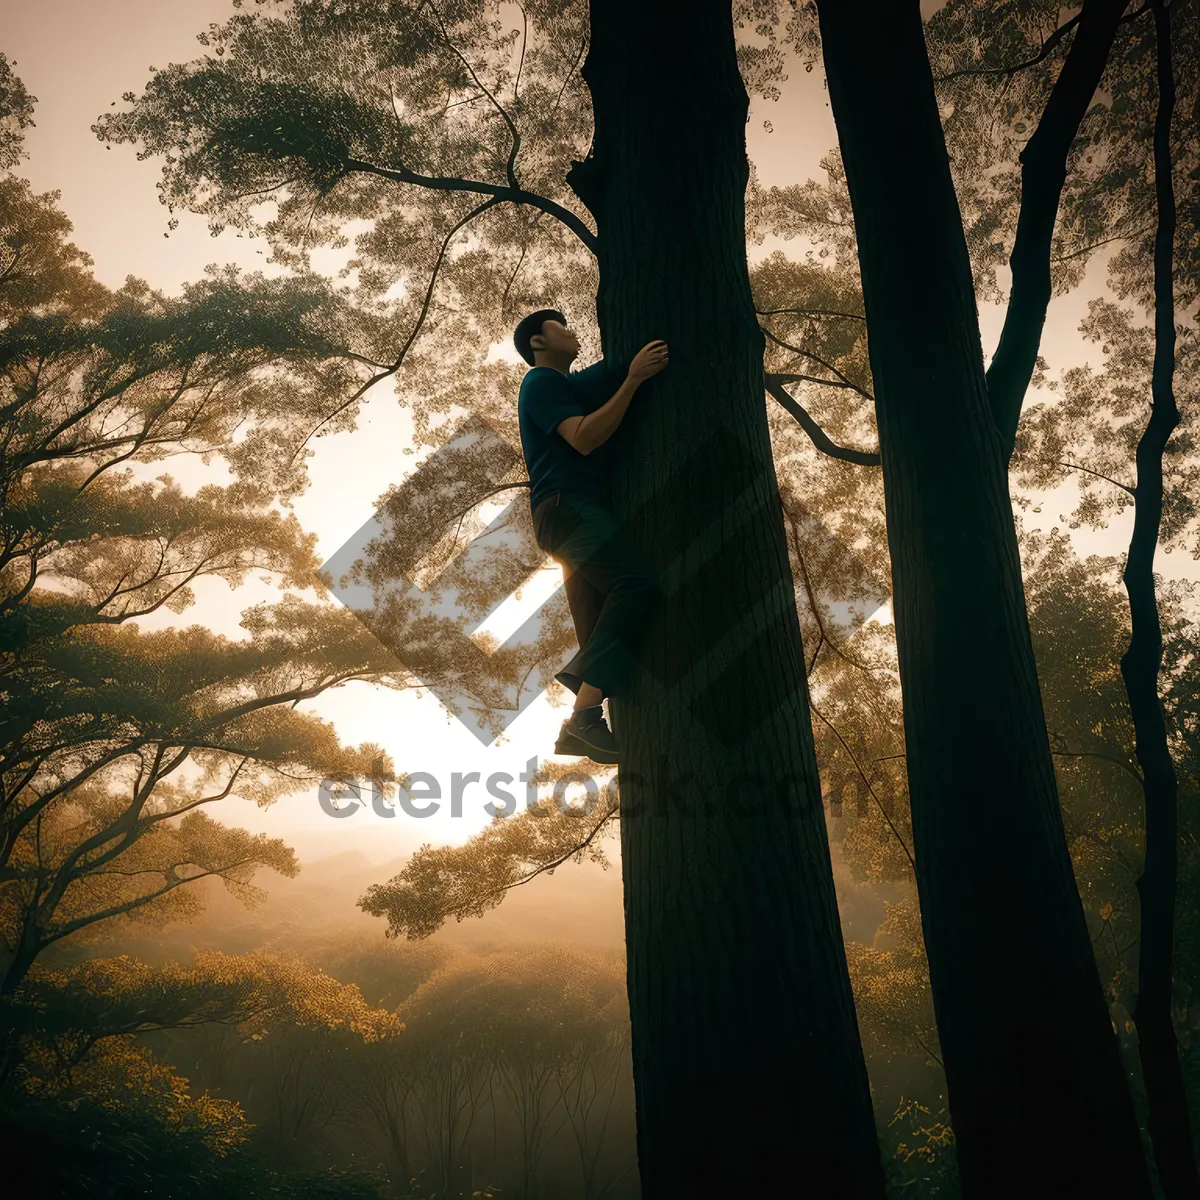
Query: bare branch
811 702 916 872
787 509 884 677
935 6 1150 85
427 0 523 192
756 306 865 323
934 11 1083 84
550 34 588 122
343 157 597 255
762 327 875 402
878 746 1146 792
513 2 529 108
440 479 532 530
765 373 880 466
294 193 505 456
1051 226 1154 263
985 0 1136 458
1048 457 1137 497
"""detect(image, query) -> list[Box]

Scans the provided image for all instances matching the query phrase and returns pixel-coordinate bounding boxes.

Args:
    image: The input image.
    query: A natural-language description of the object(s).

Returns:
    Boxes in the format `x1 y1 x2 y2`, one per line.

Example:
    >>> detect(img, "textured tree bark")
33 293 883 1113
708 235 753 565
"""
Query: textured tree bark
1125 4 1199 1195
814 2 1153 1197
566 2 885 1195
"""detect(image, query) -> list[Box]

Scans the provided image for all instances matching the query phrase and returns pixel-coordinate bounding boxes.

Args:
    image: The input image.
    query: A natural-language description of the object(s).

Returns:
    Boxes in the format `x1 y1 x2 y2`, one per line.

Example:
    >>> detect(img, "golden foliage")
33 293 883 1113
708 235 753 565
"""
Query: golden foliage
20 1035 250 1155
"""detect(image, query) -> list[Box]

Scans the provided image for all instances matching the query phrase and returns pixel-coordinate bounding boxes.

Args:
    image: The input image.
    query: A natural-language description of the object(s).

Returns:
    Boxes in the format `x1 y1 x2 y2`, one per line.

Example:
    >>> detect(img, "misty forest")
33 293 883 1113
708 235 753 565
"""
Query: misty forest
1 0 1198 1197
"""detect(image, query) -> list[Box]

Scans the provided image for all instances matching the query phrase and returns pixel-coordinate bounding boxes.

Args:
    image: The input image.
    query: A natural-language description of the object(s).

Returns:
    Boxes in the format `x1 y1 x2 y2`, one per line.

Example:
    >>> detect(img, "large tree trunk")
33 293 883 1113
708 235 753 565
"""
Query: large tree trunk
565 2 885 1195
1125 4 1199 1195
813 2 1153 1196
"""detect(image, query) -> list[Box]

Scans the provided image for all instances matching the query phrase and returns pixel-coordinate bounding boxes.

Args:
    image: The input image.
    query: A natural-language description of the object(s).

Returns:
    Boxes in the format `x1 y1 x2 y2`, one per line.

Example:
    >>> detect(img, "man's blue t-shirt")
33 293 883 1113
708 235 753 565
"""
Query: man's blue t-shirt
518 360 618 512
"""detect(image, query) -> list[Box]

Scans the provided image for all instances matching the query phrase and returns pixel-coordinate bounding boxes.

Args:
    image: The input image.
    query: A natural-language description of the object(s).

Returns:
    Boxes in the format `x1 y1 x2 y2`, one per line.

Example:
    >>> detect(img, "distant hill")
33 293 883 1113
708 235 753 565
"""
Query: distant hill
58 824 892 979
70 838 628 972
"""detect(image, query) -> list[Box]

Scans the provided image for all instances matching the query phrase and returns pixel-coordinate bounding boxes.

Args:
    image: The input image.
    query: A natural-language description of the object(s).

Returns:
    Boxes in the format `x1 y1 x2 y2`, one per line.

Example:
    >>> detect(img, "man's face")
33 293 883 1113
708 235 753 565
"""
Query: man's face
535 319 580 359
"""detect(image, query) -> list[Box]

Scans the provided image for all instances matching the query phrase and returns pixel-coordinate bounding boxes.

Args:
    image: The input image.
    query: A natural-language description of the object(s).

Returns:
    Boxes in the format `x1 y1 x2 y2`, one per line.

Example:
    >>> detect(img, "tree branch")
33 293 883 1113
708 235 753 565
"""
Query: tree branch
1054 748 1145 788
1051 225 1153 263
879 745 1146 791
440 479 532 529
762 326 875 401
426 0 523 192
1048 457 1137 497
293 193 505 457
43 859 266 946
765 373 881 466
985 0 1131 460
811 702 916 872
756 305 865 323
934 4 1149 85
787 509 883 677
934 11 1083 84
343 157 597 256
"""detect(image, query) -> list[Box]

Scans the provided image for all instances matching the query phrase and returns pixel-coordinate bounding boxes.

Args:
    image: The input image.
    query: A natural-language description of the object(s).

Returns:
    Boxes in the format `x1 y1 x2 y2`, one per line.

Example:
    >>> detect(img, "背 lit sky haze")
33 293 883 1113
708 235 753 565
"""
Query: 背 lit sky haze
3 0 1189 862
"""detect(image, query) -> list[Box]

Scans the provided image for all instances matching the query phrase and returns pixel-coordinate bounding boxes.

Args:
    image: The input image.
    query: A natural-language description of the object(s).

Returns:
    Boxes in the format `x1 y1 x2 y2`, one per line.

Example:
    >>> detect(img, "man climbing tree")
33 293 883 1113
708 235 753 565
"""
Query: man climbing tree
513 307 666 765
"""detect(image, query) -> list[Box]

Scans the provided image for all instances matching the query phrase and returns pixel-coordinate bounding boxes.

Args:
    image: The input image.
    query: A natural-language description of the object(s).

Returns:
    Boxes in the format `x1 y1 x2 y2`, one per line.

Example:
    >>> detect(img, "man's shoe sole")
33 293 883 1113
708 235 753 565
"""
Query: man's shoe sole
554 729 620 765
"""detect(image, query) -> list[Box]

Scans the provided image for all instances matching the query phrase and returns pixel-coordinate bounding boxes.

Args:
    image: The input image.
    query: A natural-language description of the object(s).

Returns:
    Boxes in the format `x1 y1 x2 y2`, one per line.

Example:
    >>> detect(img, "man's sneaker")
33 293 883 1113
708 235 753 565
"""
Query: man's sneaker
554 705 620 765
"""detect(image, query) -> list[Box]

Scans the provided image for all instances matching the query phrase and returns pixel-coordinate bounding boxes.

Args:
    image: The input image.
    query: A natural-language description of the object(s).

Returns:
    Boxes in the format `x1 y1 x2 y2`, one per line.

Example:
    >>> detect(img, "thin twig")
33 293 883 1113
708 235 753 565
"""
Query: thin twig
762 327 875 401
756 305 865 323
292 194 504 458
1050 458 1136 497
811 703 917 872
934 11 1082 84
427 0 523 191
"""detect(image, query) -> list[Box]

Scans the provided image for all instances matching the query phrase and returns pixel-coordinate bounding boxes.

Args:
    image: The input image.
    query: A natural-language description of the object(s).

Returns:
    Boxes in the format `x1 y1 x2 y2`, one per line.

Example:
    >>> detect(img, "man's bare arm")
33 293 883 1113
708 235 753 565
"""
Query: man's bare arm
557 375 642 456
557 340 668 455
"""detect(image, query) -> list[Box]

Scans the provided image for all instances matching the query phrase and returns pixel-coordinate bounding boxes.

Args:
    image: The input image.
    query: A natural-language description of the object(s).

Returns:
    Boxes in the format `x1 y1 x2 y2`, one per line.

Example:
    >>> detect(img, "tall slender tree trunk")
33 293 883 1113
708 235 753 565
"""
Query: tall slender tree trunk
566 2 885 1195
813 2 1153 1196
1125 3 1199 1195
985 0 1129 454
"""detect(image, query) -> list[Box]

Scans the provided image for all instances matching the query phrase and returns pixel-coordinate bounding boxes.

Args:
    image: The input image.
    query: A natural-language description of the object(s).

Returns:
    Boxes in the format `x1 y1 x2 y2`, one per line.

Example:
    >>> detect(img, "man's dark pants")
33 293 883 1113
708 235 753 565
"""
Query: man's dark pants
531 490 660 699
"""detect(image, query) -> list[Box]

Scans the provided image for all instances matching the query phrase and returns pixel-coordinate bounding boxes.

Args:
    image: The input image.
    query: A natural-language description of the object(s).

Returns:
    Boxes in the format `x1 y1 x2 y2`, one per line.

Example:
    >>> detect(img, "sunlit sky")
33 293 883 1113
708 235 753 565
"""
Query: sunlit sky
4 0 1191 864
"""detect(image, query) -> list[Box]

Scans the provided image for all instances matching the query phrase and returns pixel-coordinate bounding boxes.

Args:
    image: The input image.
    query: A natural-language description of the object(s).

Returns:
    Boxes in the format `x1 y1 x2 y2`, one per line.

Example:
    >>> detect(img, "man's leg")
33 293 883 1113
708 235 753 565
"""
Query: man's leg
549 495 660 702
536 494 608 703
533 493 660 762
538 515 618 762
534 494 617 760
560 567 607 713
